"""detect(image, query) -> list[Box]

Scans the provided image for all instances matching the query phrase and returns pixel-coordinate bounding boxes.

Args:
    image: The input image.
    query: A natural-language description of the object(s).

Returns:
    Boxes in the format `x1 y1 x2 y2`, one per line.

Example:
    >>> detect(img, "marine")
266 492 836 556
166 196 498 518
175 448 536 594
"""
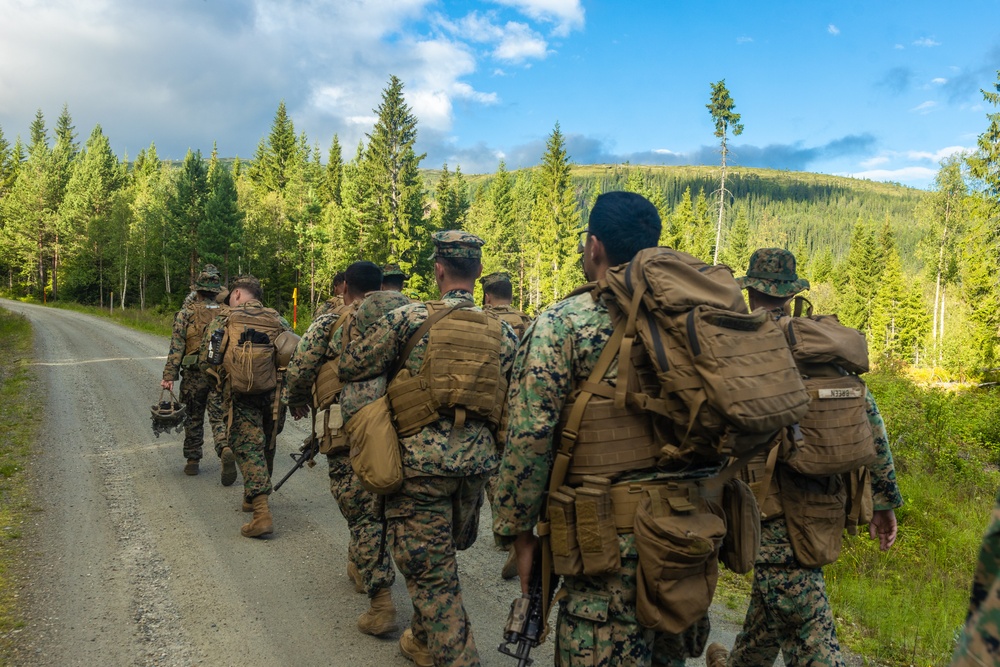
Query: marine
481 271 532 339
340 231 519 667
159 264 230 480
283 261 401 637
706 248 903 667
314 271 347 319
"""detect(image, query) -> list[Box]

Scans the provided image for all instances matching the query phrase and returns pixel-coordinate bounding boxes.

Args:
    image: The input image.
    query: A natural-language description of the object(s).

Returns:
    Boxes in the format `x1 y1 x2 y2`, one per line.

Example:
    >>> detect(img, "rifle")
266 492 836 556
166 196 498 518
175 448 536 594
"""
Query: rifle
272 433 319 492
498 546 554 666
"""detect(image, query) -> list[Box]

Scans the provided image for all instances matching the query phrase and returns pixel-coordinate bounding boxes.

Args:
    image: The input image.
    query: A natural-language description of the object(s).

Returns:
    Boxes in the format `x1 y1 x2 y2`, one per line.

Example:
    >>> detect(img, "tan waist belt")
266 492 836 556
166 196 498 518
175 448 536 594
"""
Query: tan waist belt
608 478 723 533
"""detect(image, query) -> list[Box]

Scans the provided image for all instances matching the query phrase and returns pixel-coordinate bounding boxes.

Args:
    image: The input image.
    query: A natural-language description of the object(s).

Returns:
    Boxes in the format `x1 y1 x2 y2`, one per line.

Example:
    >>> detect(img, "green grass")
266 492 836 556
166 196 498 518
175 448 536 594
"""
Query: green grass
48 301 174 337
0 307 41 661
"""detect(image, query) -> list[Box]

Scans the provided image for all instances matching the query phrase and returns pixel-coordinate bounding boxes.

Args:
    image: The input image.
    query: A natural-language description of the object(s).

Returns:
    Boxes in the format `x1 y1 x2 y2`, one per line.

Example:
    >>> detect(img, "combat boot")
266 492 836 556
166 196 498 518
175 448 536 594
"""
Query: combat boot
399 628 433 667
347 560 364 594
220 447 237 486
357 587 396 636
241 499 253 512
240 494 273 538
184 459 199 475
706 642 729 667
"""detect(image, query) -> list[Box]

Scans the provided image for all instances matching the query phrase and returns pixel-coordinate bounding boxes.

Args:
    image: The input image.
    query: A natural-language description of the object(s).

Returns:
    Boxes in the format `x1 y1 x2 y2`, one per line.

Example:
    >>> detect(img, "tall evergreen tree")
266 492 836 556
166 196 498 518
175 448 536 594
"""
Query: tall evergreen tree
322 134 343 207
967 70 1000 204
707 79 744 264
251 101 298 193
167 149 210 287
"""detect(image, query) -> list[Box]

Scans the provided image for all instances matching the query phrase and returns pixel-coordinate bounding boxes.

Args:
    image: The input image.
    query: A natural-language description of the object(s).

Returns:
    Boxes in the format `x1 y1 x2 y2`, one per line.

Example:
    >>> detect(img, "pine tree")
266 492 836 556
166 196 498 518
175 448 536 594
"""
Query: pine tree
322 134 343 207
251 101 298 193
719 204 750 272
707 80 744 264
967 70 1000 204
167 149 209 287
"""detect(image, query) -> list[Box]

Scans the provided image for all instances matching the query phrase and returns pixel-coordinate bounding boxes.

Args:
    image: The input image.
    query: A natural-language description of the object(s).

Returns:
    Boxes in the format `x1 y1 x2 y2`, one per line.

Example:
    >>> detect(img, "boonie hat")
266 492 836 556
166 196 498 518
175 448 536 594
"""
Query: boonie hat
736 248 810 297
382 262 407 279
429 230 484 260
191 264 223 293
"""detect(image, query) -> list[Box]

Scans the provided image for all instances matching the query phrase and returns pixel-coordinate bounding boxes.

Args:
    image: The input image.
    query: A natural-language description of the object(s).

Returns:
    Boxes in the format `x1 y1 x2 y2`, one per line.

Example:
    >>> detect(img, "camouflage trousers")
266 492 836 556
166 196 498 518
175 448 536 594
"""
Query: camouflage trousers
728 563 844 667
179 368 226 461
385 473 488 667
556 533 709 667
228 391 277 501
952 487 1000 666
327 452 395 596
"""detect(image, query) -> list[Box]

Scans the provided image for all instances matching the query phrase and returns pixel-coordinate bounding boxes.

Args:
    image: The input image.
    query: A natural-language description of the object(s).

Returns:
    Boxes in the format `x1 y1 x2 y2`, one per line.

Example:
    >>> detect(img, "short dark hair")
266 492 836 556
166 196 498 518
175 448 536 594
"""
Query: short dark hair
438 256 481 281
382 275 405 291
484 281 512 300
345 261 383 296
333 272 346 287
587 191 661 266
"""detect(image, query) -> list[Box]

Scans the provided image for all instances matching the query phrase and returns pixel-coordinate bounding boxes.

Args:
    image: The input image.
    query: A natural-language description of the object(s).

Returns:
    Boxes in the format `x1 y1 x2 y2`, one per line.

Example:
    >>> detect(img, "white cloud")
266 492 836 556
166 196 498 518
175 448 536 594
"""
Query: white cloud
910 100 937 114
828 24 840 36
906 146 970 161
860 155 890 168
913 37 940 47
842 166 938 183
894 44 905 49
931 77 948 85
653 148 680 155
494 22 548 61
737 36 753 44
490 0 584 37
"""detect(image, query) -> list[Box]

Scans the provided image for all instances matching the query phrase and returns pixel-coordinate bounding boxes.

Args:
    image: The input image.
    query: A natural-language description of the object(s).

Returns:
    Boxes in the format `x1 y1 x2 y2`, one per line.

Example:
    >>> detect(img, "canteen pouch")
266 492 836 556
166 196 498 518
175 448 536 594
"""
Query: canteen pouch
347 395 403 495
719 478 761 574
844 466 874 536
548 488 584 576
387 369 440 437
576 476 621 576
779 465 847 568
634 486 725 634
317 404 347 455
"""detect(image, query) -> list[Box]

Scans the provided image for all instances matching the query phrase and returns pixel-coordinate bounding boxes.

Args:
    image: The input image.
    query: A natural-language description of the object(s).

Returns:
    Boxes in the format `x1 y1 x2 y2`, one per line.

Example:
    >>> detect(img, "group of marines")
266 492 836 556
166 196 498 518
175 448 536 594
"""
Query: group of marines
160 191 913 667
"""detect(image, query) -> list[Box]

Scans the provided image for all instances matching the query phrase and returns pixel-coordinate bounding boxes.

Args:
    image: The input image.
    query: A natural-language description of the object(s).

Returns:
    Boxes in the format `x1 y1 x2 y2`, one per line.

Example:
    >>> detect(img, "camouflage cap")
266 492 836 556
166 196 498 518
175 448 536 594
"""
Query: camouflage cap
480 271 512 289
429 230 484 260
191 265 223 293
382 262 407 279
355 291 412 335
736 248 810 297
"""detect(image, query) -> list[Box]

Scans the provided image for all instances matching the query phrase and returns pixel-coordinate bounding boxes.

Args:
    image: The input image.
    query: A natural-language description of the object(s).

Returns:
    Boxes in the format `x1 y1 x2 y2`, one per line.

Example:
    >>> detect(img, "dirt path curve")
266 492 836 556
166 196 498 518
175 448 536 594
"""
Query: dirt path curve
3 299 742 667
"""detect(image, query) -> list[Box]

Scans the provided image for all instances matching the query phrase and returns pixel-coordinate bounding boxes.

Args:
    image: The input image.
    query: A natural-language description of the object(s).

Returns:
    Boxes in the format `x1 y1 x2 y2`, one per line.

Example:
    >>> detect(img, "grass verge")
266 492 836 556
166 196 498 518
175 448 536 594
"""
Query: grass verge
0 307 41 662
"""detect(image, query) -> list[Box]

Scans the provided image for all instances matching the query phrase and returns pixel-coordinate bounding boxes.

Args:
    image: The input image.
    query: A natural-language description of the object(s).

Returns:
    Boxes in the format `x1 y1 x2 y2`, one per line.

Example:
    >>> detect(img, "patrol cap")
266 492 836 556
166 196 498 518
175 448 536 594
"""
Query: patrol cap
736 248 810 297
355 291 412 335
191 264 223 293
480 271 512 289
429 230 484 260
382 262 407 279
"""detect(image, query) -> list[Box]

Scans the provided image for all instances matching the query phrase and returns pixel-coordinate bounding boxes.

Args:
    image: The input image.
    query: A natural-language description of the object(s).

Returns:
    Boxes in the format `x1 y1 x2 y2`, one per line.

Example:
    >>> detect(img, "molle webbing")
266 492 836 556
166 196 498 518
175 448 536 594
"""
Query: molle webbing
185 302 219 355
559 397 657 484
608 478 722 533
312 310 353 409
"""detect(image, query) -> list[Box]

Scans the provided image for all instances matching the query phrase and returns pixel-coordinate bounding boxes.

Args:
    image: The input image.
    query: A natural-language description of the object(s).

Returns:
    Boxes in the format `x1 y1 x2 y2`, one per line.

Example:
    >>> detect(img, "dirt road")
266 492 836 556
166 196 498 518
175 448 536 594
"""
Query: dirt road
3 300 742 666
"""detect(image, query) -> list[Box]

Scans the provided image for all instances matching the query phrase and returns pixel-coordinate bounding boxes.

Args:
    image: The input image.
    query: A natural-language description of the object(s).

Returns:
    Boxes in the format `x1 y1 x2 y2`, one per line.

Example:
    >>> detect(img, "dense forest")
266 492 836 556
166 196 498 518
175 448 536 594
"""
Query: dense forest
1 73 999 380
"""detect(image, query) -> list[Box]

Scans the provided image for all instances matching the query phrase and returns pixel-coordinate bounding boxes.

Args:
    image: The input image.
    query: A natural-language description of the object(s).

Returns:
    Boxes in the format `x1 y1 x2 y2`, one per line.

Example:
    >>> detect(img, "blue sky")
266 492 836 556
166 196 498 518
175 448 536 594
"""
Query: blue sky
1 0 997 189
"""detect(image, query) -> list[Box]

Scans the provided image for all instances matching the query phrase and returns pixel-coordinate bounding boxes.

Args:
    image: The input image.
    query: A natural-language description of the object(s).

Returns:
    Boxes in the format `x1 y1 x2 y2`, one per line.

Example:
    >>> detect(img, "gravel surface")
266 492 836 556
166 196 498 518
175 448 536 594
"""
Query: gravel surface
1 299 744 666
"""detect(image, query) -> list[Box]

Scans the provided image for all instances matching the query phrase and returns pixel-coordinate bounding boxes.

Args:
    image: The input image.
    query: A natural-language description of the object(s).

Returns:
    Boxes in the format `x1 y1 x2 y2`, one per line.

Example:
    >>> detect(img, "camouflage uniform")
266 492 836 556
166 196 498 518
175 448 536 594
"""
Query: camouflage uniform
162 269 227 463
314 294 344 319
205 295 290 504
282 294 404 597
492 289 712 667
952 488 1000 666
726 249 903 667
340 232 518 667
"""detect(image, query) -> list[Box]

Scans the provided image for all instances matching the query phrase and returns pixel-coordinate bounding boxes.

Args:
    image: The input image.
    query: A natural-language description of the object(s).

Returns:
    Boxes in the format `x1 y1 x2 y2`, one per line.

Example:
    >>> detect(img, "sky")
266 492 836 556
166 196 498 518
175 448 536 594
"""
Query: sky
1 0 998 190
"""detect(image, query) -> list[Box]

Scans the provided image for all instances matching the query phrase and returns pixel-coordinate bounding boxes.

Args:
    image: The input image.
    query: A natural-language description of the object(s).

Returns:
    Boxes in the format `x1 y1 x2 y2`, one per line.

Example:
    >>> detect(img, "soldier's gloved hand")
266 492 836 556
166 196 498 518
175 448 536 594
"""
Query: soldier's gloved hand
869 509 898 551
160 379 173 391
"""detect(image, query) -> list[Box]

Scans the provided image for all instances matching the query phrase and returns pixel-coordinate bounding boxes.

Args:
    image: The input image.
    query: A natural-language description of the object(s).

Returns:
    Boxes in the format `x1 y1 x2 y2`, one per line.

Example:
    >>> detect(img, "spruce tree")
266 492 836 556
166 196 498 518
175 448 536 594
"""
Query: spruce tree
706 80 743 264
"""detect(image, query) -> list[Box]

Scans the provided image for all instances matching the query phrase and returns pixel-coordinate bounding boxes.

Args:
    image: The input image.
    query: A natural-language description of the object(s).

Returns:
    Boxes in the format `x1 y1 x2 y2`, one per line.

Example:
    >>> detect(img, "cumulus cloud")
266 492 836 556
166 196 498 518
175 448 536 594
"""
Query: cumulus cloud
861 155 890 168
906 146 970 161
931 77 948 85
913 37 940 47
828 24 840 36
489 0 584 37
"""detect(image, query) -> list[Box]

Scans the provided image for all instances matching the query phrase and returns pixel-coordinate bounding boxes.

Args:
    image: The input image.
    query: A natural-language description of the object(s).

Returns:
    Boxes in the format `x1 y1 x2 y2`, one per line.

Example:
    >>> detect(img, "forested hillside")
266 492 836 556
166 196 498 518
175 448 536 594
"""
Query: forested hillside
1 74 998 379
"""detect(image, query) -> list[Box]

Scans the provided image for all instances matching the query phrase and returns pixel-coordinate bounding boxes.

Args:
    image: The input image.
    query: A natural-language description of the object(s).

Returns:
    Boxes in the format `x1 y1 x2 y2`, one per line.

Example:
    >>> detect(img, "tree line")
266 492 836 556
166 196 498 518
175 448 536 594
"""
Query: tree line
1 73 999 379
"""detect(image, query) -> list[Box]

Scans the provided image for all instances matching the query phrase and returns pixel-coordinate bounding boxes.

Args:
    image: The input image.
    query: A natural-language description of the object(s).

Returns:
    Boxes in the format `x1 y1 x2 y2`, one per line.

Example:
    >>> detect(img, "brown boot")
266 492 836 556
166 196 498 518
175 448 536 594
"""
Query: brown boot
220 447 237 486
399 628 433 667
357 587 397 636
240 494 273 538
501 548 518 580
706 642 729 667
241 499 253 512
184 459 199 475
347 561 364 594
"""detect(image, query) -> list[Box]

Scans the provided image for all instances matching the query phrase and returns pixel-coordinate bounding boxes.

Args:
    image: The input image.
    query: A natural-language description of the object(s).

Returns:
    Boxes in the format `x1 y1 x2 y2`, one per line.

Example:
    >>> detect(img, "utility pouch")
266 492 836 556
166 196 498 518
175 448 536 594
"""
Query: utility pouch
548 488 584 576
719 478 761 574
387 369 439 437
844 466 873 536
634 485 725 634
317 405 347 455
576 476 620 576
347 395 402 495
779 465 847 568
181 353 200 368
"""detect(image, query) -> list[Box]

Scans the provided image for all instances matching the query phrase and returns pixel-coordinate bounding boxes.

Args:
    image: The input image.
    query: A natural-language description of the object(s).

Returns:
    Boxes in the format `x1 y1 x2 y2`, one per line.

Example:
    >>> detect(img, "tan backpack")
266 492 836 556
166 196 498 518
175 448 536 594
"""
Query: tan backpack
776 309 878 476
597 247 810 465
222 305 285 395
184 301 221 356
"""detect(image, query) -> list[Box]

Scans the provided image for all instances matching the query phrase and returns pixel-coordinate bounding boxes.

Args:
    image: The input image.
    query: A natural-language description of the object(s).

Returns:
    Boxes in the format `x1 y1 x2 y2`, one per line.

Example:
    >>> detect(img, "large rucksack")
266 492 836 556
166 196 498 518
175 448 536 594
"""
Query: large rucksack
184 301 221 356
222 305 285 395
595 247 810 465
775 307 877 476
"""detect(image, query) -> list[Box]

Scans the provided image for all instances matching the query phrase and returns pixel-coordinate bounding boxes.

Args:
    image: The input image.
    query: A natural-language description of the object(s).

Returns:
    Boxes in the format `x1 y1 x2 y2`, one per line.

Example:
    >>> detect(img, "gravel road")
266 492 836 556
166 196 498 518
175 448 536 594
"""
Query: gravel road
2 299 744 667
